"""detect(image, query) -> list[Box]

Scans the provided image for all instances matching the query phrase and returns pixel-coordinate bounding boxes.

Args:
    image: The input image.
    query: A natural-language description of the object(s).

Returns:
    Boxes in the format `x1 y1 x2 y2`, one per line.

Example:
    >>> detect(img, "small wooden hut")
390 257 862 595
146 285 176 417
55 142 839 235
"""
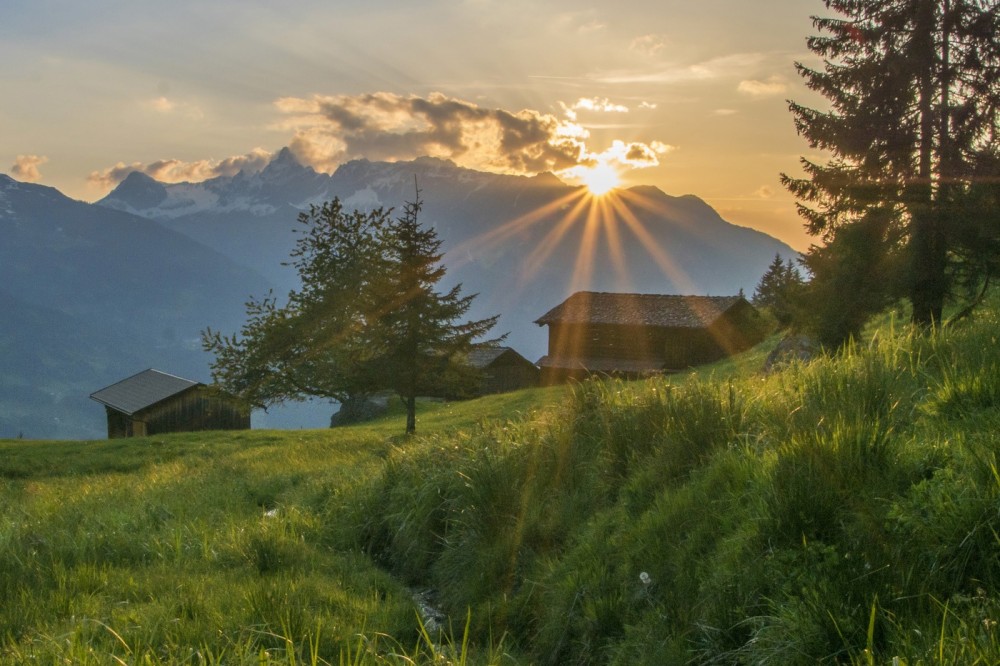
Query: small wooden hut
534 291 765 384
90 368 249 438
467 347 540 395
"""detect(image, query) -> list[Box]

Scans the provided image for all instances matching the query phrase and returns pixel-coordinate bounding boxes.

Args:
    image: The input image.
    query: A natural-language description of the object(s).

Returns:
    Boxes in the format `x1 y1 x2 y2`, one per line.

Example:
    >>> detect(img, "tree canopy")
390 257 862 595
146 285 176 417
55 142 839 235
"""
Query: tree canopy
752 253 805 329
783 0 1000 345
203 194 501 433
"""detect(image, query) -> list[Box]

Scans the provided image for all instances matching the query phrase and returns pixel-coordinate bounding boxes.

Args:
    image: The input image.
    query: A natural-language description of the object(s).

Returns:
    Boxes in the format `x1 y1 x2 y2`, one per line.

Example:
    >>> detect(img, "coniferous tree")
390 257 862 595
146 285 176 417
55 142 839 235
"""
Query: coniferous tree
948 148 1000 318
783 0 1000 342
752 253 805 328
369 193 500 433
799 213 906 346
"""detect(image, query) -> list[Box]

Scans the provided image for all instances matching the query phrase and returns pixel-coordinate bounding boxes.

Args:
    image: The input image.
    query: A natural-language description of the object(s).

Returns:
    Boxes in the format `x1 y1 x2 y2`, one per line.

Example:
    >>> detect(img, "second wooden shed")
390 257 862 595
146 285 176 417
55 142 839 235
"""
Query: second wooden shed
467 347 540 395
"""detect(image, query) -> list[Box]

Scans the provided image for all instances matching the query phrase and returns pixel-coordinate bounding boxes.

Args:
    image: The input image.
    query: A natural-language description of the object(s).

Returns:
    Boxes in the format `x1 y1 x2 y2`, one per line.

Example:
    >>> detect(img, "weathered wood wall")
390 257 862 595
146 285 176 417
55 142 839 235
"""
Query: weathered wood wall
545 302 766 373
479 361 539 394
106 387 249 439
547 323 724 366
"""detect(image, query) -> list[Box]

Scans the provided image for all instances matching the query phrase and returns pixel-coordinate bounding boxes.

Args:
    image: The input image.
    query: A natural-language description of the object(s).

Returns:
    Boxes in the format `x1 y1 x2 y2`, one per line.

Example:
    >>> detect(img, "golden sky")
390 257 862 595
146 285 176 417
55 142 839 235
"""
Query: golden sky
1 0 829 250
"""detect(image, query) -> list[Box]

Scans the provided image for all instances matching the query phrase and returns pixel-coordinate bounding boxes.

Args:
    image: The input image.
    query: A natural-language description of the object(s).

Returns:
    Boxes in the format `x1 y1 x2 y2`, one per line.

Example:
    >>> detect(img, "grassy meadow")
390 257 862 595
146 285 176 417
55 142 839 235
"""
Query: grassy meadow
4 297 1000 664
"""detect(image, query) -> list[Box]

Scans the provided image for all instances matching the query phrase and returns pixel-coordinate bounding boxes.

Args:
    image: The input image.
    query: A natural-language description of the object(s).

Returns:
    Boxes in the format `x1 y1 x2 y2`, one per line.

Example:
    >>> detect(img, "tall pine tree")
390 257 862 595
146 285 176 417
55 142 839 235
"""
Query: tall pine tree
370 192 500 433
783 0 1000 341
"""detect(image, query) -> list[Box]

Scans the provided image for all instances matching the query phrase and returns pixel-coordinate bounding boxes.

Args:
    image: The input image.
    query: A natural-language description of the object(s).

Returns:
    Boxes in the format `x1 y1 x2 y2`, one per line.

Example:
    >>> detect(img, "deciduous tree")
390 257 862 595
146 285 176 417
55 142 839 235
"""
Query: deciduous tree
203 194 500 434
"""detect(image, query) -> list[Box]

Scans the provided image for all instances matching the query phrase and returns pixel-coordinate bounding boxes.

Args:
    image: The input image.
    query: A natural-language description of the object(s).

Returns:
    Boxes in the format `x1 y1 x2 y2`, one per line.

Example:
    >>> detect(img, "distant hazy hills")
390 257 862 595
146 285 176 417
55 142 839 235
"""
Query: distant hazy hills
2 151 795 438
0 175 269 438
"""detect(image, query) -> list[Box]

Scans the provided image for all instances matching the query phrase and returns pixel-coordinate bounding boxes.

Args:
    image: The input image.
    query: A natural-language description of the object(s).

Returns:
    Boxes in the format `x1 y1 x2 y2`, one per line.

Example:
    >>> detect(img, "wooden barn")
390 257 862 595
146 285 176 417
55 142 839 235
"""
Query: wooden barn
534 291 765 384
467 346 540 395
90 369 249 438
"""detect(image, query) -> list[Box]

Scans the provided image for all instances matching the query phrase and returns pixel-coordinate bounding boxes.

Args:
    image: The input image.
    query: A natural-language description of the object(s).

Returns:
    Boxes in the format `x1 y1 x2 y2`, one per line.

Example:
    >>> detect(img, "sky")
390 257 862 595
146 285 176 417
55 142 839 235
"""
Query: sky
1 0 830 251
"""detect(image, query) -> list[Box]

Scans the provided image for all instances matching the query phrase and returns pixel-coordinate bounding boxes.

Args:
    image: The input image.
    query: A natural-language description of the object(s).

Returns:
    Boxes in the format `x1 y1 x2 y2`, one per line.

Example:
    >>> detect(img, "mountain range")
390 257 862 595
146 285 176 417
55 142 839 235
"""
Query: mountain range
2 150 796 438
0 175 269 438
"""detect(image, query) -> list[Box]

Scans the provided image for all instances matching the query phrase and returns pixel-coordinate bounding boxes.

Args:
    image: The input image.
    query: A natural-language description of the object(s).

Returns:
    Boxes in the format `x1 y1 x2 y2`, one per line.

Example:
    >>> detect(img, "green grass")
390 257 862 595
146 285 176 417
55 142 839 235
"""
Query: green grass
345 296 1000 664
0 386 567 664
0 428 401 663
5 296 1000 663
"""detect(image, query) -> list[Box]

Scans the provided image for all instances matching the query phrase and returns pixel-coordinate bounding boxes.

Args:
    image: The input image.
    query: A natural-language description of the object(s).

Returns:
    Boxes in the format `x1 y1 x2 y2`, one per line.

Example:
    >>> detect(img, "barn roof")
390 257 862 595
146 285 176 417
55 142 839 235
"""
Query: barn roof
90 369 202 415
534 292 746 328
467 346 536 370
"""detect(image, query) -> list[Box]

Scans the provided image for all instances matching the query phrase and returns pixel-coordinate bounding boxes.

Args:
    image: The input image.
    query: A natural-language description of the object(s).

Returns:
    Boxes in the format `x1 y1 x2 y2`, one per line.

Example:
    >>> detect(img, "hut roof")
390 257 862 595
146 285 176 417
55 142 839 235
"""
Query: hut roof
534 291 745 328
467 346 535 370
90 369 202 415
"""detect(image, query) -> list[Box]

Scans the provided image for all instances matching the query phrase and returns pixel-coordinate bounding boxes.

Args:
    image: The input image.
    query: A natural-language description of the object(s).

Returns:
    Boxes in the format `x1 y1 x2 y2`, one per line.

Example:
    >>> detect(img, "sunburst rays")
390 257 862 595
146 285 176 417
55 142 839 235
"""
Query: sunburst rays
450 185 703 302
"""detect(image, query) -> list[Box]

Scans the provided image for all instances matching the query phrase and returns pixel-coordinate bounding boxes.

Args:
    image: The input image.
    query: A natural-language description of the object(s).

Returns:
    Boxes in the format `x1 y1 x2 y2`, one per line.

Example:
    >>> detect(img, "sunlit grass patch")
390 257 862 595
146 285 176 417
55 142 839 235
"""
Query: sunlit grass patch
5 293 1000 663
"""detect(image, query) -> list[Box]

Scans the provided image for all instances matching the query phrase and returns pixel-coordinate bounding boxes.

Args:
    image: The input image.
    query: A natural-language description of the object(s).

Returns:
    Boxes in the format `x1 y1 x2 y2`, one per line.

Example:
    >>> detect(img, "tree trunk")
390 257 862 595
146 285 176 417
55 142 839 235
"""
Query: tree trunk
910 213 947 327
405 395 416 434
910 0 946 328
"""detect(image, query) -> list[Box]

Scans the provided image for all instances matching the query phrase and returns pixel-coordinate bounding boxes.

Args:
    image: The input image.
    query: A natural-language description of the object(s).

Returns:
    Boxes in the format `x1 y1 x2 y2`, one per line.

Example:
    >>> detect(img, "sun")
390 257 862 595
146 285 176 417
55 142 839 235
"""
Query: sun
578 162 620 196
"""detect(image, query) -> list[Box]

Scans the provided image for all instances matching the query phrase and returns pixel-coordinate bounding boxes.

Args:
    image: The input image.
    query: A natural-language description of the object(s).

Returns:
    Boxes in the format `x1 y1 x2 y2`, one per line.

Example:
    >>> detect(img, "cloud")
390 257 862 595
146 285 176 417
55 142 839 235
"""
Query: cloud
88 148 273 189
576 19 606 34
570 97 630 114
753 185 775 199
147 96 176 113
276 92 675 182
553 11 606 34
609 139 674 167
143 95 204 119
597 52 767 85
559 97 631 121
559 139 674 184
10 154 48 182
649 141 674 155
737 76 788 97
630 34 667 57
89 93 673 192
713 108 739 116
638 101 658 110
275 92 590 175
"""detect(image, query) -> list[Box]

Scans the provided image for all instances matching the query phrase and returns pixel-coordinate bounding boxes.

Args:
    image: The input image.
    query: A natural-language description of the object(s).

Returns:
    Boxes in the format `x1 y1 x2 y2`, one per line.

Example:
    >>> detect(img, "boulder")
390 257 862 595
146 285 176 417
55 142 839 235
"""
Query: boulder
329 395 390 427
764 334 818 373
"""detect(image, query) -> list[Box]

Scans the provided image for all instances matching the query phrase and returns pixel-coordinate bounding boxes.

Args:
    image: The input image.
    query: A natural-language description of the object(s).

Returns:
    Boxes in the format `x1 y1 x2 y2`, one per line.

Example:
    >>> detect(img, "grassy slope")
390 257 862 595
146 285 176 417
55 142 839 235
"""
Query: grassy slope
3 299 1000 664
350 301 1000 665
0 428 405 664
0 388 569 664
